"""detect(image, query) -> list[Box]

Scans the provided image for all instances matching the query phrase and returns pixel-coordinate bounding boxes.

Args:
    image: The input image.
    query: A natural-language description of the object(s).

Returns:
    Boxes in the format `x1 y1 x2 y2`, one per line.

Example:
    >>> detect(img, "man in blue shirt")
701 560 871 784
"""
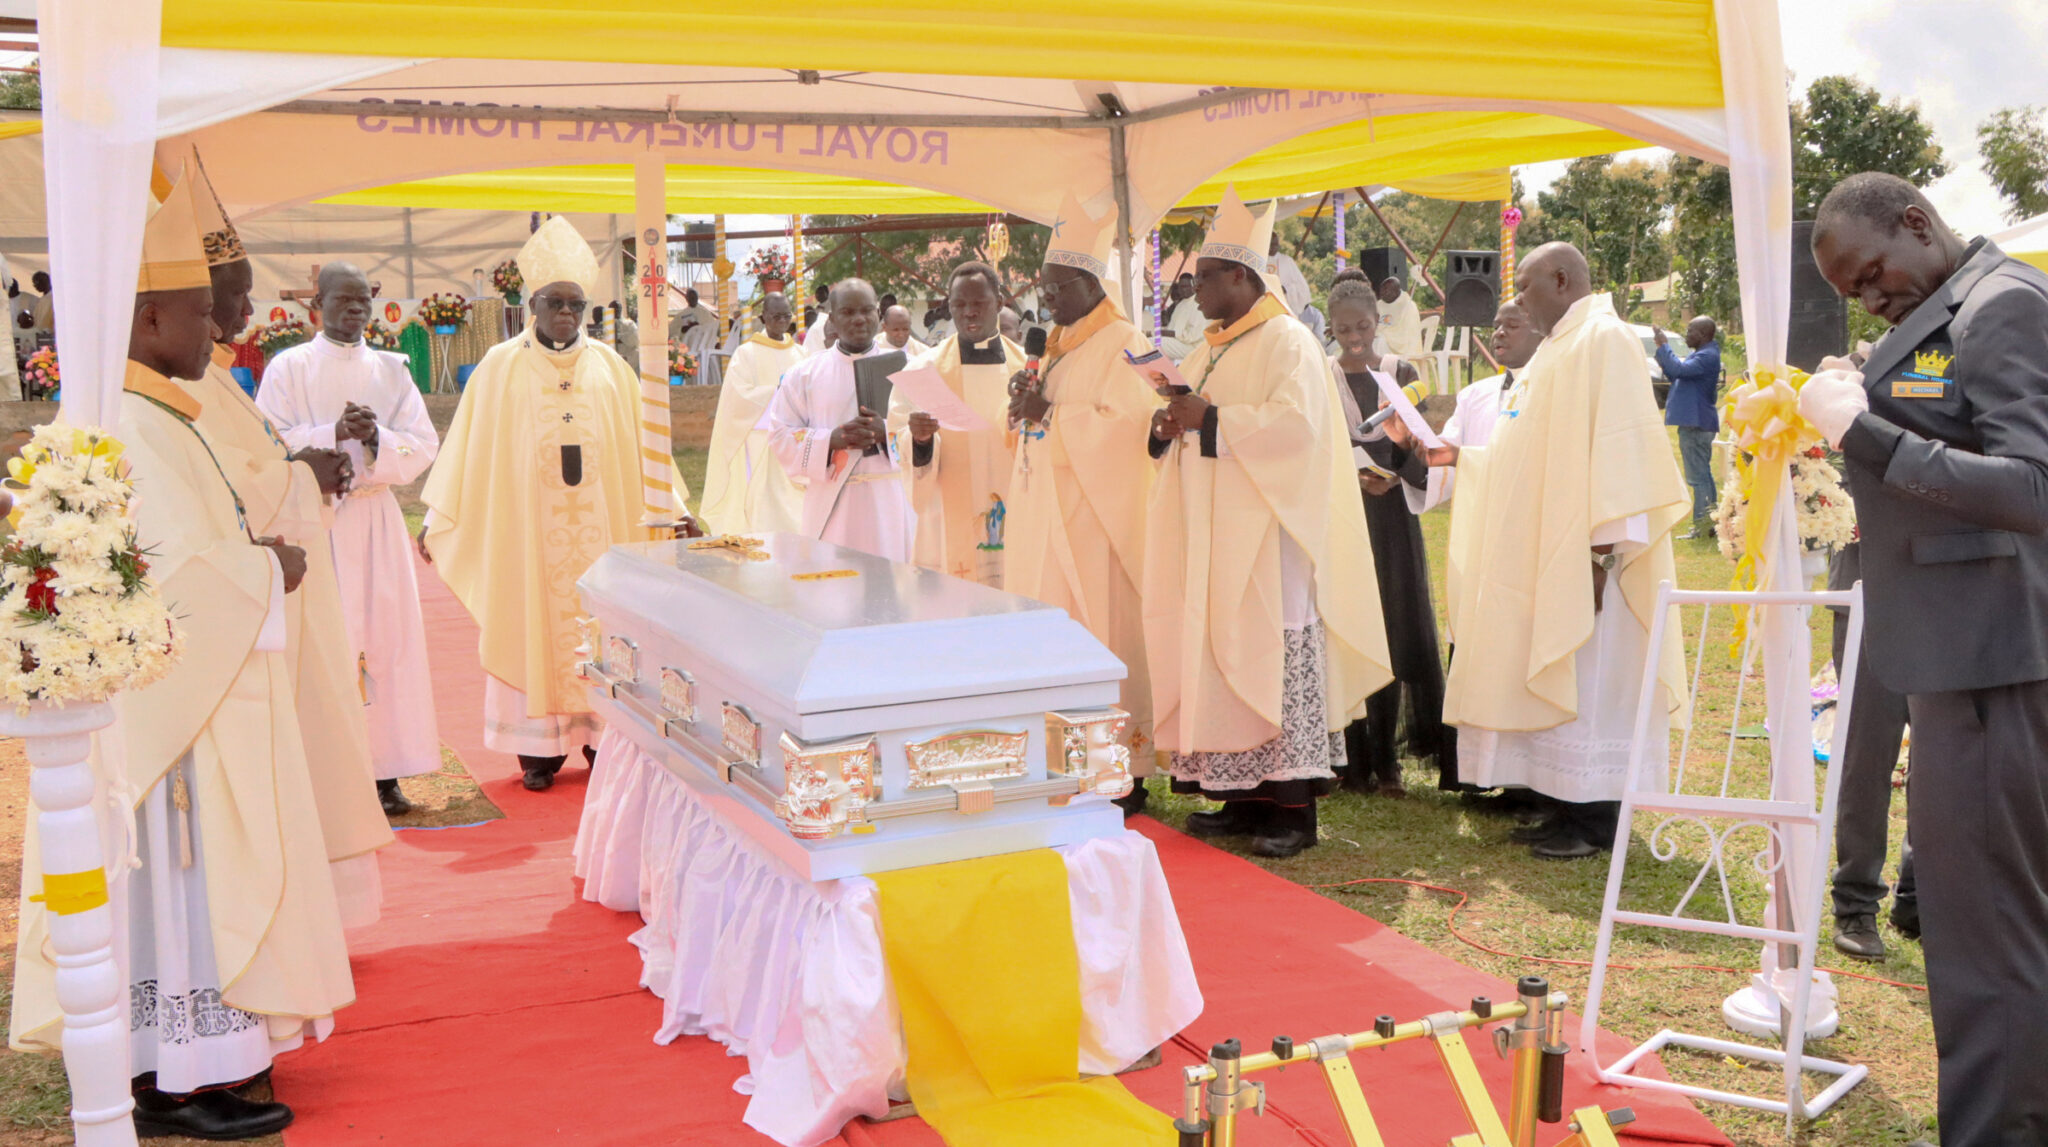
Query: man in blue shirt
1654 315 1723 536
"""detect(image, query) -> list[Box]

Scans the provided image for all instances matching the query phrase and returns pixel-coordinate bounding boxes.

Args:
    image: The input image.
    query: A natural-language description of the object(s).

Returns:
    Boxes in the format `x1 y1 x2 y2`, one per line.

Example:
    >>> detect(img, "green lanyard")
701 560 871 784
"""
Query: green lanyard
1187 336 1245 396
131 392 253 537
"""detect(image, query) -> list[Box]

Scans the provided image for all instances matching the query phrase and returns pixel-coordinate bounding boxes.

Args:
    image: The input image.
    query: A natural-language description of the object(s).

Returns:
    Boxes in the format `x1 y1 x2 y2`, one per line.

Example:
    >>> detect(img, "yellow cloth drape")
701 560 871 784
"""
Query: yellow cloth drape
872 850 1171 1146
163 1 1723 108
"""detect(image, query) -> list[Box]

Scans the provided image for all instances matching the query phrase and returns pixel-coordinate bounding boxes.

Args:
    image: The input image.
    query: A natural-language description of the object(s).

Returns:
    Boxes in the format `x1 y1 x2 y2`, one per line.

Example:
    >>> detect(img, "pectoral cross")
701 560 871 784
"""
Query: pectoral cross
688 534 771 561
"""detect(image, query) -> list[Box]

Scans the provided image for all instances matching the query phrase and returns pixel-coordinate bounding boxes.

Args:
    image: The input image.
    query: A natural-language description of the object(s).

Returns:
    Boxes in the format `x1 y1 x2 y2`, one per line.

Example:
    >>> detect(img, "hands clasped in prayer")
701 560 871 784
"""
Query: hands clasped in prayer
292 447 352 496
254 535 309 593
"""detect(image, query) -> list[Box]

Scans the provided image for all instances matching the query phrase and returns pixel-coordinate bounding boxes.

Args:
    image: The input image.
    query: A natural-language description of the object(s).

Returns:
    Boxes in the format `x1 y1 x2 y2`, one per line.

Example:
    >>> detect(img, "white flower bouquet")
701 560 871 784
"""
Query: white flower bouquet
1716 443 1856 562
0 425 182 710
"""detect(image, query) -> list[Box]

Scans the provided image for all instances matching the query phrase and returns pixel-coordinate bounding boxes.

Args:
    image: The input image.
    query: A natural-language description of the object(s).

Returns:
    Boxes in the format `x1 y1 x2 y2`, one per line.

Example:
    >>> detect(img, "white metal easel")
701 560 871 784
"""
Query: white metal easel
1579 580 1869 1127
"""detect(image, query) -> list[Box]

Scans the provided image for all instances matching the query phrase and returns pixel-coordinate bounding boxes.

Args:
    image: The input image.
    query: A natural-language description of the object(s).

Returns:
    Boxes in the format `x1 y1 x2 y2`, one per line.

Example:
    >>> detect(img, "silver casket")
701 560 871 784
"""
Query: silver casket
576 533 1135 879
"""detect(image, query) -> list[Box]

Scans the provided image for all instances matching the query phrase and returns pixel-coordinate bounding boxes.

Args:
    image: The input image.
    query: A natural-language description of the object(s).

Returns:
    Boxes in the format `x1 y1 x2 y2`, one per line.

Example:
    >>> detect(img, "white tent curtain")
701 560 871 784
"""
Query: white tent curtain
42 0 158 432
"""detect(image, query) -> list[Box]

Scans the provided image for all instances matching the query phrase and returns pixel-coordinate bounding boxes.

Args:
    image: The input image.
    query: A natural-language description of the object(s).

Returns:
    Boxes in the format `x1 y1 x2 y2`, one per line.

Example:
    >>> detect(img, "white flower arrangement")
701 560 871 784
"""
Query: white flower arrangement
1715 443 1857 562
0 425 182 710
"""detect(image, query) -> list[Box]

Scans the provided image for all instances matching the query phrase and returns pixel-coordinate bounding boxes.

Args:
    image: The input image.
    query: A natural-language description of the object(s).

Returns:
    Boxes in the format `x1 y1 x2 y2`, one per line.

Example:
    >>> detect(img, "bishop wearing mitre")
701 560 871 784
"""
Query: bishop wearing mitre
421 216 692 793
1430 243 1691 860
13 171 355 1142
1003 191 1162 813
182 154 393 930
701 291 805 536
1141 187 1391 859
906 260 1028 586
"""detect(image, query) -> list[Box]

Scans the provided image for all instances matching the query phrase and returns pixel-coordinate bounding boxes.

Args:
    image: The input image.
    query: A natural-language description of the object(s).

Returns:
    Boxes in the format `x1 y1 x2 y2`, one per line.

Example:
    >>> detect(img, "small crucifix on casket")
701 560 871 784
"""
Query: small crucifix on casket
687 534 771 561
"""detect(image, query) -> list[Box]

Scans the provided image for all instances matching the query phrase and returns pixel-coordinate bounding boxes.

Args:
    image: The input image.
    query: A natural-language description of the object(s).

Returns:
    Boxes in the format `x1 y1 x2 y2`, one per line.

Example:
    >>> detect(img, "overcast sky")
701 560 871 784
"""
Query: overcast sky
1524 0 2048 231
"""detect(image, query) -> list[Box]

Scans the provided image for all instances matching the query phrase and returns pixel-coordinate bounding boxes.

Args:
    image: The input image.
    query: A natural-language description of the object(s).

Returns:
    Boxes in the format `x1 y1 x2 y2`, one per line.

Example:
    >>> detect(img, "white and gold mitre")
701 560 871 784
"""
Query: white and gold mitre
1198 184 1275 272
139 167 211 294
1042 188 1116 280
518 215 600 294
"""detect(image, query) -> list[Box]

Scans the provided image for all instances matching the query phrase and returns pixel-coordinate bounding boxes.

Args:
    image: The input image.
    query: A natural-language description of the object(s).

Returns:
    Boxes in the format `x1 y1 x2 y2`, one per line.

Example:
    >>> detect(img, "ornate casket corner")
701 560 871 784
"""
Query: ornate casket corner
1045 708 1134 805
774 732 880 840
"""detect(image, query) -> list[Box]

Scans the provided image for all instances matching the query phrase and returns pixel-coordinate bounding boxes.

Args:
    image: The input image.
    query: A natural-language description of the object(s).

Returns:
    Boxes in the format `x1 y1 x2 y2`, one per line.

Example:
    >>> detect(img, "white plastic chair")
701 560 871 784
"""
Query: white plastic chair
1412 313 1441 379
1428 324 1470 393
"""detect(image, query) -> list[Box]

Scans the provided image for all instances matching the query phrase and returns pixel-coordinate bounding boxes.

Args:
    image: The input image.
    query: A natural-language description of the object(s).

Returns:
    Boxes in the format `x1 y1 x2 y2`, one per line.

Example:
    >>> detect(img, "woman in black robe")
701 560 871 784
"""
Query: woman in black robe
1326 280 1450 795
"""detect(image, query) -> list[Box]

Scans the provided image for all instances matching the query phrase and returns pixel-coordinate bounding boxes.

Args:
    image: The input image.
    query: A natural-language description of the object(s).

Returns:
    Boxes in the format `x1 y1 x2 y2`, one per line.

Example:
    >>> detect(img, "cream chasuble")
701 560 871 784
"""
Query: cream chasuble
192 348 393 879
15 367 357 1054
260 335 444 781
908 333 1026 586
1004 299 1161 750
703 333 806 537
1141 301 1391 755
422 326 688 726
1441 293 1690 740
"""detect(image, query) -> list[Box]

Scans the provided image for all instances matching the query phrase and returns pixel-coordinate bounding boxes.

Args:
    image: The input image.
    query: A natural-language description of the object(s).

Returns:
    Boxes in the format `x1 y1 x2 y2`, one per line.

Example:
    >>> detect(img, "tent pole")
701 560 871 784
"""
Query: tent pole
402 207 415 298
632 156 676 519
1110 123 1137 321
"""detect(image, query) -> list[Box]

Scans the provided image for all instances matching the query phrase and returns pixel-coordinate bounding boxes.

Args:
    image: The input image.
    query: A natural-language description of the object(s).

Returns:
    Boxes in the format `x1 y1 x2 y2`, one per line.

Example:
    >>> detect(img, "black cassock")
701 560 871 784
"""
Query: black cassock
1339 370 1452 792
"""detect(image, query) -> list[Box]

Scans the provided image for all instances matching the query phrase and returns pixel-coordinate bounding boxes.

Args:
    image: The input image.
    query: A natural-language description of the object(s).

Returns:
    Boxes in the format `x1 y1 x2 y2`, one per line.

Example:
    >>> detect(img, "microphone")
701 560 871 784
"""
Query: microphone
1013 327 1049 429
1361 379 1432 432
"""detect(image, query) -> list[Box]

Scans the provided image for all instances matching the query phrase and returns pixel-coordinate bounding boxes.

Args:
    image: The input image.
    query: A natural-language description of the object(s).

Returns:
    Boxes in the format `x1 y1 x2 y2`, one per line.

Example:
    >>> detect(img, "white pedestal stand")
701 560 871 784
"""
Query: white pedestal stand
0 700 137 1147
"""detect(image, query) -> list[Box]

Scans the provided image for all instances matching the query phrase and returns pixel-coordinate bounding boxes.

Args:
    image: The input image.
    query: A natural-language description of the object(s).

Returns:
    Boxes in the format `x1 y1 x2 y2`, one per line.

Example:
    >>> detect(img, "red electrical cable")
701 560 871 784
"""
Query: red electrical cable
1308 876 1928 993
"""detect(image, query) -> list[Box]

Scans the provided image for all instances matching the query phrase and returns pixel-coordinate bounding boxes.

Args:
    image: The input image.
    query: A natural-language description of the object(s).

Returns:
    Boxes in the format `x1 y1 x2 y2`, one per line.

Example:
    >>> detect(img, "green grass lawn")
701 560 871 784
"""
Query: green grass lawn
1143 436 1933 1146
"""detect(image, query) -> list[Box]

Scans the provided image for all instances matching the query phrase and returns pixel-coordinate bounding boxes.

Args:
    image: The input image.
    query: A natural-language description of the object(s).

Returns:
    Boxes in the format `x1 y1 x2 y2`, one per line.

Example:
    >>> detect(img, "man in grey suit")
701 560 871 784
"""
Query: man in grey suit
1803 171 2048 1147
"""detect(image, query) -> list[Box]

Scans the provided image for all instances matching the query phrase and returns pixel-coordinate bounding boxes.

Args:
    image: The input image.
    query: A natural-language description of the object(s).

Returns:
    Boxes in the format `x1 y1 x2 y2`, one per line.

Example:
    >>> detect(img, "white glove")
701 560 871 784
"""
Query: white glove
1797 368 1868 448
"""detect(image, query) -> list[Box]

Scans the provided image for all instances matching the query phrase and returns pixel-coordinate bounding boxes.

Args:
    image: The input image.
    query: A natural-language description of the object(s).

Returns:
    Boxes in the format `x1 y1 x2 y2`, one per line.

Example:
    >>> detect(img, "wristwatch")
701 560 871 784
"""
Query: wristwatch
1594 552 1620 571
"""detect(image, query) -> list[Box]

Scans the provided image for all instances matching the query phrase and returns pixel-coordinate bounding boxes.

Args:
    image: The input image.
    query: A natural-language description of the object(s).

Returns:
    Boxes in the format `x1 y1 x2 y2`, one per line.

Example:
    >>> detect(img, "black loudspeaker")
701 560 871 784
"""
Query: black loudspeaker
1441 250 1501 327
1787 220 1848 371
1355 246 1408 290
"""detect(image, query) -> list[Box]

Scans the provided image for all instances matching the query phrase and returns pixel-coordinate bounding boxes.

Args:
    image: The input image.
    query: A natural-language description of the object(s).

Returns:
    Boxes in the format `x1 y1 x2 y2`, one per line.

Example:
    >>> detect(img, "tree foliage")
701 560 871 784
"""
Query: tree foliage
1978 106 2048 224
1665 155 1740 327
0 63 37 111
1520 156 1670 314
800 216 1049 304
1792 76 1949 218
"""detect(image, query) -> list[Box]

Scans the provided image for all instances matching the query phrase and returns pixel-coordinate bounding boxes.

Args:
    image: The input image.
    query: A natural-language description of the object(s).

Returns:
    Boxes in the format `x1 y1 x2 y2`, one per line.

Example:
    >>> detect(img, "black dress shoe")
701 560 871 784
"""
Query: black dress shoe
582 743 599 767
376 778 413 817
1185 800 1269 838
1531 828 1604 860
1250 804 1317 858
1834 914 1887 960
519 754 567 792
1111 782 1150 818
1890 901 1921 941
1509 817 1562 844
133 1086 294 1141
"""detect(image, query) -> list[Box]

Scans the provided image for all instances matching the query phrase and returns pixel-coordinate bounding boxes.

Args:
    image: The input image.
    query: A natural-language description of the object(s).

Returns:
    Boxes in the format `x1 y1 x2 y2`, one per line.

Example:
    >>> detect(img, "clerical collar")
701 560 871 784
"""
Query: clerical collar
835 342 877 358
958 333 1007 365
316 332 368 357
750 332 795 350
534 327 582 353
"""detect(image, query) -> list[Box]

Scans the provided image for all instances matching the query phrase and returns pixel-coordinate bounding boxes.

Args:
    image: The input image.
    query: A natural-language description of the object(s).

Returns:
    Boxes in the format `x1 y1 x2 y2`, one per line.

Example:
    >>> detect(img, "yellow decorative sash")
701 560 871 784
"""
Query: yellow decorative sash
1044 296 1120 370
748 333 795 350
873 850 1171 1146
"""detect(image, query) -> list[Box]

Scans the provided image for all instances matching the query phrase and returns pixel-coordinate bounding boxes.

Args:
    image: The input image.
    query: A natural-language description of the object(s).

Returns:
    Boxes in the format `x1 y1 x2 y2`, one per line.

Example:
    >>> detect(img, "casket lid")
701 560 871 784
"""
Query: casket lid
579 534 1125 715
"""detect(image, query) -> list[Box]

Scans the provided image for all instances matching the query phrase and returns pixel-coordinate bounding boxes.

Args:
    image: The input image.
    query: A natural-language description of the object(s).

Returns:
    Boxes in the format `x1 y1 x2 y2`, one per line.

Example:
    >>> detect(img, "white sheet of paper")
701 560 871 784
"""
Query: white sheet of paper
888 366 992 432
1373 369 1441 450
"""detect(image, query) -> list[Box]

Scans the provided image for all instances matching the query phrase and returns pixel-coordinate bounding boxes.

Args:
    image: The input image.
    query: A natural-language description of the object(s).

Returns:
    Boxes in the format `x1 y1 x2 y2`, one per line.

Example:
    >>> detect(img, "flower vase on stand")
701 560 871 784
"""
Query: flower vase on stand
0 700 139 1147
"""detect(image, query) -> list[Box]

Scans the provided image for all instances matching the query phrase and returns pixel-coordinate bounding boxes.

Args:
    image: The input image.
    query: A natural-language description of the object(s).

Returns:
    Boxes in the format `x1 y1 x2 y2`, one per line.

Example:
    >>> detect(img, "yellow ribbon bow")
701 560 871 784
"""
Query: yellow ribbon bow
1720 365 1820 655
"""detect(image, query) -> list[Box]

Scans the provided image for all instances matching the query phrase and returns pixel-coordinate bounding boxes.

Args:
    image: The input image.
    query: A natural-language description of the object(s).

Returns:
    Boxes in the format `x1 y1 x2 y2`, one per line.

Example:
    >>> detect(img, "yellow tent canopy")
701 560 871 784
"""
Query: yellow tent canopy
164 0 1724 109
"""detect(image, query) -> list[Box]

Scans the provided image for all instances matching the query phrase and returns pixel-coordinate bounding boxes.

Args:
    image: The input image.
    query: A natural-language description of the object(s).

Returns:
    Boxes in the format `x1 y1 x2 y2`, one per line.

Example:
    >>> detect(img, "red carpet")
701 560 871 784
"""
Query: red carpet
274 563 1726 1147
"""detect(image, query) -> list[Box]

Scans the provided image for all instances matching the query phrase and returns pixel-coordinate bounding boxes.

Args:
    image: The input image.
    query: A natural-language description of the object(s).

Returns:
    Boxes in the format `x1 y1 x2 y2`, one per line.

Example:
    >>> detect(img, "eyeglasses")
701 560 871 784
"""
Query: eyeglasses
533 296 589 316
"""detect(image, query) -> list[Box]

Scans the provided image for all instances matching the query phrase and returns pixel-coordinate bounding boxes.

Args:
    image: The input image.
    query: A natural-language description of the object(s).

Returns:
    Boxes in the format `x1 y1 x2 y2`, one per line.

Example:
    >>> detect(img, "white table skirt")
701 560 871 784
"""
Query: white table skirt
573 728 1204 1147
